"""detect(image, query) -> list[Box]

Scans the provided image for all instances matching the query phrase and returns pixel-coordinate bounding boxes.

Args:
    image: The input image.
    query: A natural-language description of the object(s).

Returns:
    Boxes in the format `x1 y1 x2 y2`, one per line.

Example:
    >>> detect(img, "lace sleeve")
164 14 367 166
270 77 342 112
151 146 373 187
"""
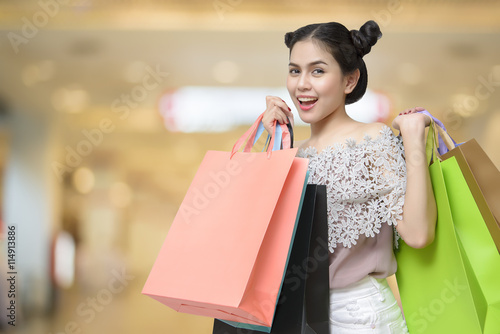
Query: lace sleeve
372 131 407 249
374 130 406 227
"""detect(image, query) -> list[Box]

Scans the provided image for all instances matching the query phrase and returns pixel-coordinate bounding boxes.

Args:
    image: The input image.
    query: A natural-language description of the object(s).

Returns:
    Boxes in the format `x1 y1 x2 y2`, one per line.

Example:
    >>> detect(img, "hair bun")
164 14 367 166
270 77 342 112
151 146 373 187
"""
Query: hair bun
350 20 382 57
284 32 295 48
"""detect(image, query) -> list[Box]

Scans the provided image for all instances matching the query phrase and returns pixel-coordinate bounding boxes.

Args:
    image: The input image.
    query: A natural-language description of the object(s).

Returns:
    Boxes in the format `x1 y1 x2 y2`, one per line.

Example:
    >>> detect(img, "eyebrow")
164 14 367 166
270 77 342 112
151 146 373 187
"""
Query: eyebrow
288 60 328 67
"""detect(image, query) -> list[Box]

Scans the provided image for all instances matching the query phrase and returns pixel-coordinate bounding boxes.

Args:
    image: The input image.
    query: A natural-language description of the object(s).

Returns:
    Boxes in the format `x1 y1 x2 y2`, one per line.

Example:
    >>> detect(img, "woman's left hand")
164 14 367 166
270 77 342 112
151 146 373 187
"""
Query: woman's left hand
392 107 431 132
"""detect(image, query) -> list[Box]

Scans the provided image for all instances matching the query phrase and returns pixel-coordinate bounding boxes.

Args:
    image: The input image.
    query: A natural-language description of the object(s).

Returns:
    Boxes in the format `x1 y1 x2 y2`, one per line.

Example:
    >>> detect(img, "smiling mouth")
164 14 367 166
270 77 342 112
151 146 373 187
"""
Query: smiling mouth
297 97 318 107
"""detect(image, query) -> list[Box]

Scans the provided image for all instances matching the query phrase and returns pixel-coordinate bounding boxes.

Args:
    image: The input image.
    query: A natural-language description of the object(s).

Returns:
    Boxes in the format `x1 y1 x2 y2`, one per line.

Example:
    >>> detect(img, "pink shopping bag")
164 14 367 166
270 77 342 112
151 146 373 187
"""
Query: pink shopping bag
142 113 309 327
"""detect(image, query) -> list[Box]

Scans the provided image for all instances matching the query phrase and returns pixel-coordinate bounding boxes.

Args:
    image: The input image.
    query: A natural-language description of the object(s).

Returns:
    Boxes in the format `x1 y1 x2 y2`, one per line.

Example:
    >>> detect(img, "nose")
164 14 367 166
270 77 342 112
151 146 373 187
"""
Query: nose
297 73 311 91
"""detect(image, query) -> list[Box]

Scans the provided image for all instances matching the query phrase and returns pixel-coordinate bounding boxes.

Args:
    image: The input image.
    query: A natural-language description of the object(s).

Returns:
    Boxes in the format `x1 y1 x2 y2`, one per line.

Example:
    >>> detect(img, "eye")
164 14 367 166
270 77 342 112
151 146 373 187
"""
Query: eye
289 68 300 74
312 68 324 74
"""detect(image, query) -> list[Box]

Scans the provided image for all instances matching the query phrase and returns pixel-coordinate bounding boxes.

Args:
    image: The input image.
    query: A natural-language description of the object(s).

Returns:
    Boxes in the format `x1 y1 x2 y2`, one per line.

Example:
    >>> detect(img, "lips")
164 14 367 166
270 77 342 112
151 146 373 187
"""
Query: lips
297 96 318 111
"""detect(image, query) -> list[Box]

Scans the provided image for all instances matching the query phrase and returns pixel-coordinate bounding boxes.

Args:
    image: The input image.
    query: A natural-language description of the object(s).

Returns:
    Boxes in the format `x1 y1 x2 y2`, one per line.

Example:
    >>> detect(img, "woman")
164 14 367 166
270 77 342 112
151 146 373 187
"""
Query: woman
262 20 436 333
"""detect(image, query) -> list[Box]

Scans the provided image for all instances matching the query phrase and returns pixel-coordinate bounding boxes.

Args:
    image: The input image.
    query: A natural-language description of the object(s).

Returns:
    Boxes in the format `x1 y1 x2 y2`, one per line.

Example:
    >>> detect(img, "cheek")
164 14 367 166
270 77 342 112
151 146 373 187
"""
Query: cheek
317 78 342 97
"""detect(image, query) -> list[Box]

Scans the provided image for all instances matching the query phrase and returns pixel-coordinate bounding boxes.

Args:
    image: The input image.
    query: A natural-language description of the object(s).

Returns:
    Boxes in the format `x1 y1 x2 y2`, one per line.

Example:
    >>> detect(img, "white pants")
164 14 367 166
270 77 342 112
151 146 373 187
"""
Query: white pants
329 276 409 333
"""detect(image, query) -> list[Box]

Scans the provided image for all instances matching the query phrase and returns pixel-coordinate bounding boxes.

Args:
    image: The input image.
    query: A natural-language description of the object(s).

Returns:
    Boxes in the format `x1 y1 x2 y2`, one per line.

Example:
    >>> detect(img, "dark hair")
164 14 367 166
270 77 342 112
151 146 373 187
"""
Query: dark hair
284 20 382 104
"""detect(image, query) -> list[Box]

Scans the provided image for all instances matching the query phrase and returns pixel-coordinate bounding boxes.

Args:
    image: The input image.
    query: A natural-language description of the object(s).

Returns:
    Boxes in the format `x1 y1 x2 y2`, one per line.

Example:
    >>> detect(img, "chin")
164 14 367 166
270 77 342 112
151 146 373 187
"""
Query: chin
297 108 327 124
297 111 317 125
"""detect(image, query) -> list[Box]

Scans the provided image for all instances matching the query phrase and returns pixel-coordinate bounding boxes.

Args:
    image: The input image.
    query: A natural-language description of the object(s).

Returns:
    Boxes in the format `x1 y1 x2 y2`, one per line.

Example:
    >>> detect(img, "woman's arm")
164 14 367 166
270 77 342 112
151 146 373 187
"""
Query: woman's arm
392 107 437 249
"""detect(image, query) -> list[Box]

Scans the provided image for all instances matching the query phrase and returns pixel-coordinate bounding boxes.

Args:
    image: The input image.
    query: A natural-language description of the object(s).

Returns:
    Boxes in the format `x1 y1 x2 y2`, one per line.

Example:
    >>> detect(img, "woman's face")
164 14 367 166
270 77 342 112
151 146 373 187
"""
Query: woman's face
286 39 352 124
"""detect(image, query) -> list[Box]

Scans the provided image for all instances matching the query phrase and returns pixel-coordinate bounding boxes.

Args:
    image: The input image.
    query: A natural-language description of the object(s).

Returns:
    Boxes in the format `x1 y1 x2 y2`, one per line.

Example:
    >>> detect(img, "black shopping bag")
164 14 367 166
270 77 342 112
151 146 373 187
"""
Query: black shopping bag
213 184 330 334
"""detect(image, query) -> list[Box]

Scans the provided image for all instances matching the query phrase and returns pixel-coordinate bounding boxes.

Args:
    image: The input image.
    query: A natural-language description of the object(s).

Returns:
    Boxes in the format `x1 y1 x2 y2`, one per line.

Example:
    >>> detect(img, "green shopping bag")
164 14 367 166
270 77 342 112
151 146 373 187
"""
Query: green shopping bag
440 147 500 333
395 121 500 334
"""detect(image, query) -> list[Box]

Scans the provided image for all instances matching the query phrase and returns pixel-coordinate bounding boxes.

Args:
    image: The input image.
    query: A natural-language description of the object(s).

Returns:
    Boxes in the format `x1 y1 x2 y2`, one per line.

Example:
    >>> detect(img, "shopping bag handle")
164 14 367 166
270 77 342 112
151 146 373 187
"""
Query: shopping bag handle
416 110 459 154
244 115 292 153
230 112 291 159
253 117 294 153
246 119 283 152
425 119 441 166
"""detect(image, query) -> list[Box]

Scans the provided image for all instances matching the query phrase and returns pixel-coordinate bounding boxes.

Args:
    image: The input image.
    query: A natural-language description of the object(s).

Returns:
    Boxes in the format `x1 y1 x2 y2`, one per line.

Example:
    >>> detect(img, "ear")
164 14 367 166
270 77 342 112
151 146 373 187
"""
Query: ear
344 69 360 94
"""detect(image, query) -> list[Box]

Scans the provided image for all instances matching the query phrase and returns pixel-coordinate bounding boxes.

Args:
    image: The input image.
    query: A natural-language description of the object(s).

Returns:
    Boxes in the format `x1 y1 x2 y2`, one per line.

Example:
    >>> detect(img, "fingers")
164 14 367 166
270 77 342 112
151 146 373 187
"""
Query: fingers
398 107 425 116
265 96 292 121
263 96 293 134
265 96 292 114
393 106 431 130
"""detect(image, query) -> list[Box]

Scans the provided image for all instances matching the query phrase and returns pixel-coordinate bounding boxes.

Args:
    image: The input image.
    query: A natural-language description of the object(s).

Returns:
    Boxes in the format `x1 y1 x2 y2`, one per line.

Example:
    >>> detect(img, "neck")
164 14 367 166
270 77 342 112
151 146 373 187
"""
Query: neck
309 105 353 141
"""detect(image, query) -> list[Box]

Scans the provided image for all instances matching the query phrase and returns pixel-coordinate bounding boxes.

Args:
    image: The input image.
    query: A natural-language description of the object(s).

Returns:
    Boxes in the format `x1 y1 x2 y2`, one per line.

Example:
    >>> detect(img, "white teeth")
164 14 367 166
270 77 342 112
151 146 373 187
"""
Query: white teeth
298 97 318 102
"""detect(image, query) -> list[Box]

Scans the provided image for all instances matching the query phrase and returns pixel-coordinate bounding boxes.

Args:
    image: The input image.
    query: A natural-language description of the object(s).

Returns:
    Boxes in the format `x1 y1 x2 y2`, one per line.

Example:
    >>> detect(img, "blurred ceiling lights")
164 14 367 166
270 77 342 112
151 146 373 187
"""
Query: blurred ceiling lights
449 63 500 118
2 0 499 32
22 60 55 87
72 167 95 194
451 93 484 118
158 86 392 132
53 231 76 289
51 85 90 114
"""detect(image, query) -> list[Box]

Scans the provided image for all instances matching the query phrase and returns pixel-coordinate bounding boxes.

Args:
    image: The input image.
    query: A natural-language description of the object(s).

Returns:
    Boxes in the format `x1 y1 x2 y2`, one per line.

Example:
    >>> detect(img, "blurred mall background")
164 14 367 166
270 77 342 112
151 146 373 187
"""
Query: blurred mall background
0 0 499 333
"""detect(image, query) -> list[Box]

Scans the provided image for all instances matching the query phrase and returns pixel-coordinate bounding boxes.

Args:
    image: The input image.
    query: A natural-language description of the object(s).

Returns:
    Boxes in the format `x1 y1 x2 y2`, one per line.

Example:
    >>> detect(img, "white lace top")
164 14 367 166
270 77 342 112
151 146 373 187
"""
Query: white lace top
297 125 407 288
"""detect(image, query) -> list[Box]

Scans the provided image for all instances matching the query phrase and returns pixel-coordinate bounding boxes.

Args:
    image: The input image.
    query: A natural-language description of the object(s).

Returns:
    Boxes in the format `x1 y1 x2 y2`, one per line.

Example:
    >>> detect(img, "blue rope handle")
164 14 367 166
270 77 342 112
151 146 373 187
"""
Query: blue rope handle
252 121 284 152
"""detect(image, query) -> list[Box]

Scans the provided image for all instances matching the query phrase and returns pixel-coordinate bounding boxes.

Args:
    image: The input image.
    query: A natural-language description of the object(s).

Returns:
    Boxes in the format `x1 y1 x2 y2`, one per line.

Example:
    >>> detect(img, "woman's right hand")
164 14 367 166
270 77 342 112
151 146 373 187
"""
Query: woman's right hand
262 96 294 134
